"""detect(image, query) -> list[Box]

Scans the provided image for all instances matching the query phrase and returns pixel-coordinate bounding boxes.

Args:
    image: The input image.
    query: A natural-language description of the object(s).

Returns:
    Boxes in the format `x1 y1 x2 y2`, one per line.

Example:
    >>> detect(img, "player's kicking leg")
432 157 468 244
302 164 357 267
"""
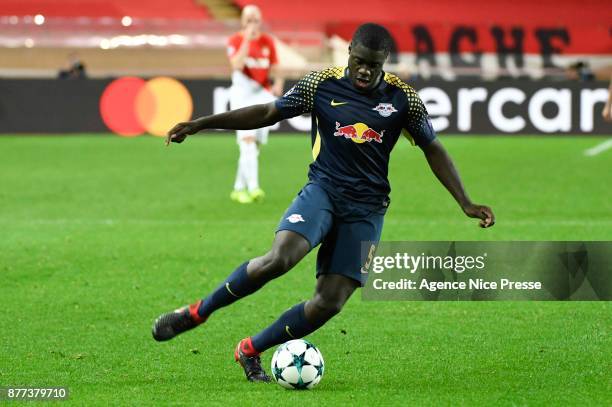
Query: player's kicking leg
234 186 381 381
151 230 309 341
234 274 358 381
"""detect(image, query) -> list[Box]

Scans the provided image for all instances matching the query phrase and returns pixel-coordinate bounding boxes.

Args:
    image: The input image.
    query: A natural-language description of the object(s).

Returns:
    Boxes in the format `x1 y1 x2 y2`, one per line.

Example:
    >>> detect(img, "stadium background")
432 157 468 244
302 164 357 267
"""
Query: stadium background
1 0 610 405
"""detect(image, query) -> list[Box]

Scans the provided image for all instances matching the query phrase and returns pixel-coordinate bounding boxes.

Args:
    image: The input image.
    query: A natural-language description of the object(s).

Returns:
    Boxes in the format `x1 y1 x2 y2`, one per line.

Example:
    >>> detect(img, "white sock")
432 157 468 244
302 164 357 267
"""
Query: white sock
233 149 247 191
238 140 259 192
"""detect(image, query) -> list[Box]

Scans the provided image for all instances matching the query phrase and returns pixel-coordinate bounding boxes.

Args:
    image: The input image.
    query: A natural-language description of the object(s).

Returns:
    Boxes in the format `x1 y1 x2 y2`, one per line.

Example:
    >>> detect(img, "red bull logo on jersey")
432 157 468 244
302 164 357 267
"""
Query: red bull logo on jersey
334 122 385 144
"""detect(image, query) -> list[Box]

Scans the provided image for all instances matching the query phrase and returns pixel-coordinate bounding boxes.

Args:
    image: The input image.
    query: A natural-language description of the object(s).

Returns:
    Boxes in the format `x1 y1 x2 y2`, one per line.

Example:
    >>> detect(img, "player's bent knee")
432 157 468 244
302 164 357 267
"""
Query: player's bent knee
253 250 293 280
310 293 344 318
268 252 293 276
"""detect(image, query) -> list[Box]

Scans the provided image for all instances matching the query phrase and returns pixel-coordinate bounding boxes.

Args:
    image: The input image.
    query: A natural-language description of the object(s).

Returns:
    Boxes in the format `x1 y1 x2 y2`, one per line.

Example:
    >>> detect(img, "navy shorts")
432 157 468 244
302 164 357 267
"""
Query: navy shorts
276 182 385 286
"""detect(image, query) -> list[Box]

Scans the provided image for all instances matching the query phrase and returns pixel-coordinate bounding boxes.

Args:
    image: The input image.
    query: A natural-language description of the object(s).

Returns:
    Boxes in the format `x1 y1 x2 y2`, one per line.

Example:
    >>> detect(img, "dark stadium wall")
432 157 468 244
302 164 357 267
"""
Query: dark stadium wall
0 80 109 133
0 79 611 135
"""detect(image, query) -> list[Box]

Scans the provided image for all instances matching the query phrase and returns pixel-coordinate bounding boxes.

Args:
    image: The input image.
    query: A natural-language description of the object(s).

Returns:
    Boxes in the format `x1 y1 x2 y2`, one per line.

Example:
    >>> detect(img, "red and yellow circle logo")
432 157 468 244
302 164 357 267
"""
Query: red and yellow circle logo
100 77 193 137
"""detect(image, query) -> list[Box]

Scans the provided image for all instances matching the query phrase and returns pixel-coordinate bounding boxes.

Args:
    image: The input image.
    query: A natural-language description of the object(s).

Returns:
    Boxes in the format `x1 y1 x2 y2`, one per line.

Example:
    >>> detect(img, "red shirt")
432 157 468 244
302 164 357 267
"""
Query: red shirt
227 32 278 89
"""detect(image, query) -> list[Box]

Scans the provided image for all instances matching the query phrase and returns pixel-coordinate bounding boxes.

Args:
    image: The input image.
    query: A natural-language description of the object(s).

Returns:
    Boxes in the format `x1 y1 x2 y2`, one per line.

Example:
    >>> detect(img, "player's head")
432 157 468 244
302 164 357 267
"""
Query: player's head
348 23 392 92
241 5 262 36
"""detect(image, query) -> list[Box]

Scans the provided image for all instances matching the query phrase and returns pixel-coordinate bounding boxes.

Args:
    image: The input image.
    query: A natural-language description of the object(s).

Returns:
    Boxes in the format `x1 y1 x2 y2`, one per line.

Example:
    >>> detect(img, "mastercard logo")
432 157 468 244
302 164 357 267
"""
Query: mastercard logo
100 76 193 137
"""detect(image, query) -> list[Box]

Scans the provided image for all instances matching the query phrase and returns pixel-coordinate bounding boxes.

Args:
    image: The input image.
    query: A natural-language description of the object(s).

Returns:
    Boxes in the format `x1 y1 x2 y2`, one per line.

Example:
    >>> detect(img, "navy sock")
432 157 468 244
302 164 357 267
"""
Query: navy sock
251 302 319 353
197 261 262 318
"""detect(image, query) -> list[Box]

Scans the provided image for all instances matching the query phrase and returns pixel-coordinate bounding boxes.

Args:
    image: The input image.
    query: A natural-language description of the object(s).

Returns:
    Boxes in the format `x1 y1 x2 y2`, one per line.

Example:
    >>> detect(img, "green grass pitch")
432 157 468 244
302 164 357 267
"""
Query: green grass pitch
1 134 610 405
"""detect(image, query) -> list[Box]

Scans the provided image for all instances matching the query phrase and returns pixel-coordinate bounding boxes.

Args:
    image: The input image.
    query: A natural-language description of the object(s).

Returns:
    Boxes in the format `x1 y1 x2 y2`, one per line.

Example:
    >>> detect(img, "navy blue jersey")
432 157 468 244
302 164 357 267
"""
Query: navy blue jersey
275 67 436 210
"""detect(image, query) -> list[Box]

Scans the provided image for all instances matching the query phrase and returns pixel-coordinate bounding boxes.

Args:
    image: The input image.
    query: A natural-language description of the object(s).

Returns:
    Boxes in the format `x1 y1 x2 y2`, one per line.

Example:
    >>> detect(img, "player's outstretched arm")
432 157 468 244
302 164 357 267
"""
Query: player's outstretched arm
421 139 495 228
166 102 282 145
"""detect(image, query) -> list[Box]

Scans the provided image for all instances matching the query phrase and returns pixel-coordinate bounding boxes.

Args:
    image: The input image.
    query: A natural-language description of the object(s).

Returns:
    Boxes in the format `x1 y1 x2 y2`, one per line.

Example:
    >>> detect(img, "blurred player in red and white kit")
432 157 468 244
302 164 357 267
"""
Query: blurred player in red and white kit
228 5 284 203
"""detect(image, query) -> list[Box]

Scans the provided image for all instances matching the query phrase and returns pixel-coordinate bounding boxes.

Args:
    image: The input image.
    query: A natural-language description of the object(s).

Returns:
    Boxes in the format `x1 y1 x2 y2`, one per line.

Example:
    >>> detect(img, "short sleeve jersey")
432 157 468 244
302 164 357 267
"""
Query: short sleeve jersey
274 67 436 209
227 33 278 89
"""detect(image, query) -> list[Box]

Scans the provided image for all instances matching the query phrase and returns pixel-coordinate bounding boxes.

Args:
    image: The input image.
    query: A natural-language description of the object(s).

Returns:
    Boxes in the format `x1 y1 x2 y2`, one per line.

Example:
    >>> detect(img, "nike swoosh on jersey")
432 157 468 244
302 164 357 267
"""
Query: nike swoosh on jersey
330 99 348 107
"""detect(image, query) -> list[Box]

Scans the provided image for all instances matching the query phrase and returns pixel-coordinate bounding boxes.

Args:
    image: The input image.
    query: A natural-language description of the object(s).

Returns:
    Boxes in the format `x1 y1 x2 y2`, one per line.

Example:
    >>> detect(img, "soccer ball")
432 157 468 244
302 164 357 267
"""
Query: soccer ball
270 339 324 389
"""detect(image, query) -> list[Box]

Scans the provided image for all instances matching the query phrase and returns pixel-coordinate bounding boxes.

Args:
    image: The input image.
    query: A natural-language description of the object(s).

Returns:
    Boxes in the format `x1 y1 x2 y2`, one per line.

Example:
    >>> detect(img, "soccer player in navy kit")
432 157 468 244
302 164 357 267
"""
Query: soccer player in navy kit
153 23 495 382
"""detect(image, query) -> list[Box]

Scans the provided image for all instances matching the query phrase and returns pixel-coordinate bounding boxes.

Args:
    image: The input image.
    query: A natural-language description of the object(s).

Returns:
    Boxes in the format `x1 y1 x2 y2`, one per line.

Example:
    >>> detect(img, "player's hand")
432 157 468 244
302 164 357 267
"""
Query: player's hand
602 101 612 122
166 121 200 146
462 203 495 228
244 23 257 40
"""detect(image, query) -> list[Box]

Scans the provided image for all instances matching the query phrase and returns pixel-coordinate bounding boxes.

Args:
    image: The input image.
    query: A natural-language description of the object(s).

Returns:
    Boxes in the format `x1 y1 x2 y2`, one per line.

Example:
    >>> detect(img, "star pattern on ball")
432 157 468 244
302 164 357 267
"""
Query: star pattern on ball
271 340 325 390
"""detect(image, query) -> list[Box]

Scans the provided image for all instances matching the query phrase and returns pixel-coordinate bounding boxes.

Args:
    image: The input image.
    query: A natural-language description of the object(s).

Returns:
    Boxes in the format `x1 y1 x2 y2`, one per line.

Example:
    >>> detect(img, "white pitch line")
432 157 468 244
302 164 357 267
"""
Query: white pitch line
584 138 612 156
